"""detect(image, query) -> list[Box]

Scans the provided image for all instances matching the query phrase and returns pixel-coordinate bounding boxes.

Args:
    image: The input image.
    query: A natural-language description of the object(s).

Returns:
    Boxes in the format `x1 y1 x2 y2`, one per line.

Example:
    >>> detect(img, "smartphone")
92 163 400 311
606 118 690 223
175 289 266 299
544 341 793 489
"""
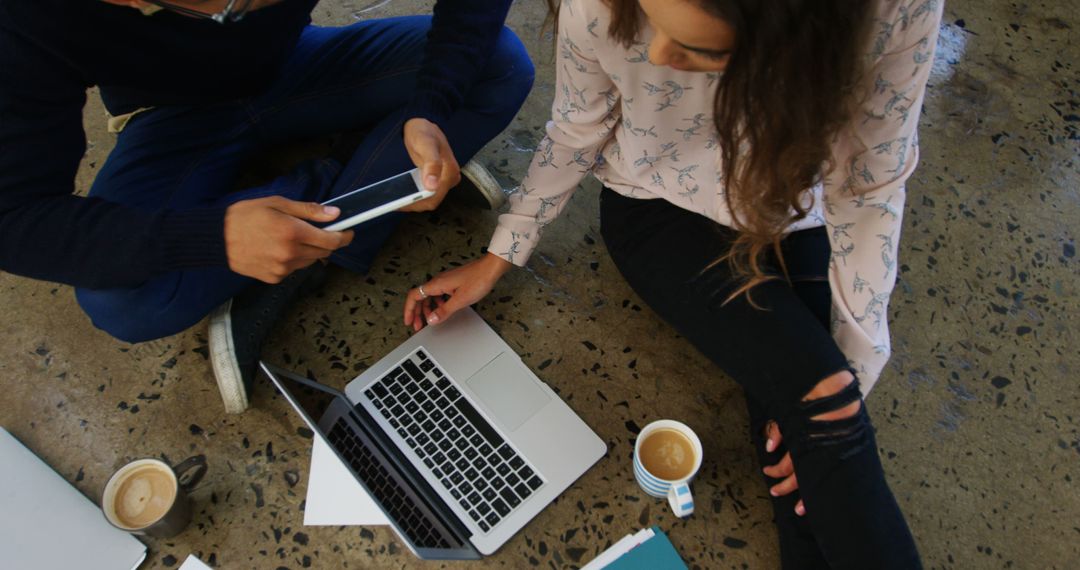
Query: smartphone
319 168 434 232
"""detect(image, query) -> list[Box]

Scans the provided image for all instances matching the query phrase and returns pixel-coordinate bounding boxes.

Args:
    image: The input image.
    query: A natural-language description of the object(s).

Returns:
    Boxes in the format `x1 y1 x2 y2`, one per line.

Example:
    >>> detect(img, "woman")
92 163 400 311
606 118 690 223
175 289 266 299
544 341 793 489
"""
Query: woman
404 0 940 567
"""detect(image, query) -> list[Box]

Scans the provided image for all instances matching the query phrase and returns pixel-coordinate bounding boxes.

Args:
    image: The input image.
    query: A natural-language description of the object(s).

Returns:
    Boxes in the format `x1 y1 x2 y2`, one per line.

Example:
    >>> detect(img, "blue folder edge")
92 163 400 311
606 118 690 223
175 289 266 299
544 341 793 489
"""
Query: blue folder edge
604 525 688 570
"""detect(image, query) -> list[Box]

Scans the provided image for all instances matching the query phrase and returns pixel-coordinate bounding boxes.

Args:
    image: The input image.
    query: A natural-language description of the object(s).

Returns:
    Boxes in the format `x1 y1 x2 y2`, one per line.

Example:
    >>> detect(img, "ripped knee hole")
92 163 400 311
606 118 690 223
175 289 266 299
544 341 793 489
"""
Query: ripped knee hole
801 372 862 420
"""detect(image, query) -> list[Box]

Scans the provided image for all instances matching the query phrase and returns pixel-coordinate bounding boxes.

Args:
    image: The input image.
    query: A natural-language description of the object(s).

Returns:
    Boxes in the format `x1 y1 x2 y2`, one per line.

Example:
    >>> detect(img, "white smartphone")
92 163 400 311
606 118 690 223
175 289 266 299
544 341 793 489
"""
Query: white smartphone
319 168 434 232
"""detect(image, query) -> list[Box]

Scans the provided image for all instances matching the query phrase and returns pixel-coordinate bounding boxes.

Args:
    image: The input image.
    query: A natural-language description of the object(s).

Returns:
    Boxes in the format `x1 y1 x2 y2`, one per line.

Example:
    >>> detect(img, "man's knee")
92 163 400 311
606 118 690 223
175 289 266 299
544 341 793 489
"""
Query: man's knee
496 26 535 76
76 287 190 344
487 26 536 103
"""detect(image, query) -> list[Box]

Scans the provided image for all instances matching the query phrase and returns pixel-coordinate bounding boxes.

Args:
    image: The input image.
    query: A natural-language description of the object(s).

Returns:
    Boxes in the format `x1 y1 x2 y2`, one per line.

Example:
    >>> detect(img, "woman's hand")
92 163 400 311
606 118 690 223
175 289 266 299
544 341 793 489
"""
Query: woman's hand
762 421 806 517
403 253 513 332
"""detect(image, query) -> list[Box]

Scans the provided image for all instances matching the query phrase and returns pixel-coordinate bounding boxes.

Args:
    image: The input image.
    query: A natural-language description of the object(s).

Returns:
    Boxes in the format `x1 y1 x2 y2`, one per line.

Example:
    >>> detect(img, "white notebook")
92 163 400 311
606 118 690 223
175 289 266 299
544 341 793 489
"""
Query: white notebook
0 427 147 570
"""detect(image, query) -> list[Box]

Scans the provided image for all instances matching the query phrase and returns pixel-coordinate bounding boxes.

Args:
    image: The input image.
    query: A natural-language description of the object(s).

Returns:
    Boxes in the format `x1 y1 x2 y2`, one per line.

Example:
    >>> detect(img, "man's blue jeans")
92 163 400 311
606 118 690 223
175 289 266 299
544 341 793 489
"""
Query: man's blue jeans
75 16 534 343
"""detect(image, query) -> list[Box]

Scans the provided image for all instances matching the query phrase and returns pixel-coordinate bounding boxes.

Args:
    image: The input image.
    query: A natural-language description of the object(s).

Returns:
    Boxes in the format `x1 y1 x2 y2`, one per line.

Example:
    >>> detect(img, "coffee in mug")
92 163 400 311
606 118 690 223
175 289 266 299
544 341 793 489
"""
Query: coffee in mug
112 463 178 528
633 420 703 518
101 456 204 538
639 428 696 480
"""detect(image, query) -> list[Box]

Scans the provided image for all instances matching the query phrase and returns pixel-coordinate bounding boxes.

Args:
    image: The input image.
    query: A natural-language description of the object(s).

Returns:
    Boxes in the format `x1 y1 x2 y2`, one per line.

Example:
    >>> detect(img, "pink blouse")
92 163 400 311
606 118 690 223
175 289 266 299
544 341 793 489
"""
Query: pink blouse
489 0 943 392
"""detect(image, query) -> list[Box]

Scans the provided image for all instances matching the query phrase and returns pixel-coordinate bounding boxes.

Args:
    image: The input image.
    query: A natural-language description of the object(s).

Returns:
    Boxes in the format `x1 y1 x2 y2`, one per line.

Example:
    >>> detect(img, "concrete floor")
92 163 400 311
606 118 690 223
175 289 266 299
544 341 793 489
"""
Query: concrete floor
1 0 1078 568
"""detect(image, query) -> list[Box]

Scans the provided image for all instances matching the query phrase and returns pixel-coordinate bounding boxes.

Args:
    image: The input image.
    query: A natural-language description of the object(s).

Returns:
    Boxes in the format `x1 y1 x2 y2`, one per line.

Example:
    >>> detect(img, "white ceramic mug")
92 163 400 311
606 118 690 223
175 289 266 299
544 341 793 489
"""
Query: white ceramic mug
633 420 703 518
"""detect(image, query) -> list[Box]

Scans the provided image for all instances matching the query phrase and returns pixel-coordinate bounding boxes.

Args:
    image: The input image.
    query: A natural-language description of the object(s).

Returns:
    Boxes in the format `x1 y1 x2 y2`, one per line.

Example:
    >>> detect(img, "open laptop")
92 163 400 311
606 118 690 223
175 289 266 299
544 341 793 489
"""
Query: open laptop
261 307 607 560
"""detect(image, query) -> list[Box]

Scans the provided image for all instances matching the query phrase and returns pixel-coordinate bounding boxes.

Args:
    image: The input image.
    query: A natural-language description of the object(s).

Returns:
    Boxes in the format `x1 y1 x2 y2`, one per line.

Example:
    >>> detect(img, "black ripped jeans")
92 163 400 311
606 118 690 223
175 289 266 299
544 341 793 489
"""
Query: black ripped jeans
599 189 921 570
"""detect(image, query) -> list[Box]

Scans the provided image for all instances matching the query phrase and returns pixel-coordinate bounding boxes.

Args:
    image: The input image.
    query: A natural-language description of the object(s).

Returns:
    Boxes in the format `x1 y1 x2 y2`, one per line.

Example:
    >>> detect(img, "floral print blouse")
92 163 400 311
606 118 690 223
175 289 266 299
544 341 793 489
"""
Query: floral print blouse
488 0 943 392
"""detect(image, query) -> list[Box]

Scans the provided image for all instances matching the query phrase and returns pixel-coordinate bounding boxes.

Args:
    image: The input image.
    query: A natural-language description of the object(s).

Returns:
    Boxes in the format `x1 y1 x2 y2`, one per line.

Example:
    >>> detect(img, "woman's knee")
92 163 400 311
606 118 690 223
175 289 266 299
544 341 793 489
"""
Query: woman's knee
803 370 862 421
783 371 871 456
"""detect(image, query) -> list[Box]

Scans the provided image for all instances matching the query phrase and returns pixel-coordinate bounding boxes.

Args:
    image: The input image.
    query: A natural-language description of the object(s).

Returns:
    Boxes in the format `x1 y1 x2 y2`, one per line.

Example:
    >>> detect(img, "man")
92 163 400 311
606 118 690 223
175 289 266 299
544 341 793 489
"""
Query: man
0 0 534 412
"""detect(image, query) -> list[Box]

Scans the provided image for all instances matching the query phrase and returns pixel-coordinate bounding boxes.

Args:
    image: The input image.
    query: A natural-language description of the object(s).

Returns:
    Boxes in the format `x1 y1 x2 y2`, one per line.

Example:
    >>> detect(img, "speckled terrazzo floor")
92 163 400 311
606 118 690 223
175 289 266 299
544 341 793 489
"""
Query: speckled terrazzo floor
1 1 1078 569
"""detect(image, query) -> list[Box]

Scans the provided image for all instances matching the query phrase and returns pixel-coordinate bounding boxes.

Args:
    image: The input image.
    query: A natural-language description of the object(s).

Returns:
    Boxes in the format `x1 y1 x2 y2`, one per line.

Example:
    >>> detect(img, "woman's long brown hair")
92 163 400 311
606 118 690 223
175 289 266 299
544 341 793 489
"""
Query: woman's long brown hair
548 0 875 300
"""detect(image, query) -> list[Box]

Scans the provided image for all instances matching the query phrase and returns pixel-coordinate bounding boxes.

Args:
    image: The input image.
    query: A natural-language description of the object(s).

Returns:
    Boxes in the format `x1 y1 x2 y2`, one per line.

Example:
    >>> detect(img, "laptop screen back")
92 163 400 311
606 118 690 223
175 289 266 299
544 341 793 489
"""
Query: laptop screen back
0 428 147 570
262 364 480 560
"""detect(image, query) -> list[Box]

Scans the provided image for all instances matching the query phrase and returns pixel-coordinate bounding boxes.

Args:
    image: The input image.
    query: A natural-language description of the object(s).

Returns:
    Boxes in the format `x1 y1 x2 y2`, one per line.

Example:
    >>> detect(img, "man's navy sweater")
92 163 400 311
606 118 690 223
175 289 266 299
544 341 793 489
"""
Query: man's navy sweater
0 0 512 289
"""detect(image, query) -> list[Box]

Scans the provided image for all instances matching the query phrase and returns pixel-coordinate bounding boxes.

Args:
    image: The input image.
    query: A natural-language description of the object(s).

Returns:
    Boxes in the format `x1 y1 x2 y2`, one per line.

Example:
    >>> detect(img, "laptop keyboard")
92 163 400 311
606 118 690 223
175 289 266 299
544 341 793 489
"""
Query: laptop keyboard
327 419 452 549
364 349 546 534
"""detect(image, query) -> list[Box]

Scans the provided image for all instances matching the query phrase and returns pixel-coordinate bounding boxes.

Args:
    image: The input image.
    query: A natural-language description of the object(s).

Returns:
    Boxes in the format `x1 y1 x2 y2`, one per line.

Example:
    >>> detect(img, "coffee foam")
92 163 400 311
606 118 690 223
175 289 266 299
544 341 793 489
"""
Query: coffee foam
640 428 696 480
105 463 177 529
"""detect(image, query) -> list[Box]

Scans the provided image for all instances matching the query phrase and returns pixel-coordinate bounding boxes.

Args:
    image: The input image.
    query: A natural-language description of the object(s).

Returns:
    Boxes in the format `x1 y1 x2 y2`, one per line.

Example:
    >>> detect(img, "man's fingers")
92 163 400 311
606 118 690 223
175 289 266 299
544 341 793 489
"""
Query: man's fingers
438 162 460 194
763 452 795 479
422 159 442 191
795 500 806 517
335 229 354 248
769 473 798 498
271 198 341 222
266 199 352 249
292 243 334 262
438 155 461 189
293 221 352 251
409 132 443 191
256 255 320 285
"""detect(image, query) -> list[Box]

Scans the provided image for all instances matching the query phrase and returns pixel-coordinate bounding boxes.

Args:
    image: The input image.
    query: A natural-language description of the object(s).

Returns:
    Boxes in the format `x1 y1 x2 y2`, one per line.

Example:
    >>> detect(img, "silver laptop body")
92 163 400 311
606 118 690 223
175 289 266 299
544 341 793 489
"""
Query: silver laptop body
262 308 607 559
0 427 148 570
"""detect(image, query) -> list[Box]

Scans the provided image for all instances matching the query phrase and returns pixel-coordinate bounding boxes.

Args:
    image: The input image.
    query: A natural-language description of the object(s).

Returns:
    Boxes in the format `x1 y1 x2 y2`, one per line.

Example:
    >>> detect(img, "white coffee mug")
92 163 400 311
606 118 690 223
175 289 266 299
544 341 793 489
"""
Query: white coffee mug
633 420 703 518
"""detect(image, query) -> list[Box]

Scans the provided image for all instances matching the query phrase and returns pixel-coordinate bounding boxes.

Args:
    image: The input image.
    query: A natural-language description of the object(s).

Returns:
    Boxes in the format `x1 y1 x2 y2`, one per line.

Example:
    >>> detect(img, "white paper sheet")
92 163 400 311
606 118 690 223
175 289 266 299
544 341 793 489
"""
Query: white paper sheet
303 438 390 526
178 554 213 570
581 527 655 570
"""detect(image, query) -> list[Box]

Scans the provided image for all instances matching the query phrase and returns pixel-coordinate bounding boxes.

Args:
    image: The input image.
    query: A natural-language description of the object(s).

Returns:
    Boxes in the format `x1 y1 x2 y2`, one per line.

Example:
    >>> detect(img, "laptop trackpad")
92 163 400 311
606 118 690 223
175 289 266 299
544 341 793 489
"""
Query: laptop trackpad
465 353 551 432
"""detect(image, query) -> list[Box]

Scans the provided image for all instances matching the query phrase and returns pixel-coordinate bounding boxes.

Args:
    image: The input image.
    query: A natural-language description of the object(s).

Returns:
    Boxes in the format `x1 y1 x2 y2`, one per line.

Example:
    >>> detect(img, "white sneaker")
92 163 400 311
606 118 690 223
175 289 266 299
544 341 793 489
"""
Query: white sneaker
455 160 506 210
208 263 327 414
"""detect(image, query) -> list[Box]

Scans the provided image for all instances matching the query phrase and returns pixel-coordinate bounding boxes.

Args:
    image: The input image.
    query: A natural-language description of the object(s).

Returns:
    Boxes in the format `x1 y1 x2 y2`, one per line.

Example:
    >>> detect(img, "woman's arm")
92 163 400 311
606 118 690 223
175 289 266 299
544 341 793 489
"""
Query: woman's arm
822 0 943 393
486 0 621 267
405 0 621 329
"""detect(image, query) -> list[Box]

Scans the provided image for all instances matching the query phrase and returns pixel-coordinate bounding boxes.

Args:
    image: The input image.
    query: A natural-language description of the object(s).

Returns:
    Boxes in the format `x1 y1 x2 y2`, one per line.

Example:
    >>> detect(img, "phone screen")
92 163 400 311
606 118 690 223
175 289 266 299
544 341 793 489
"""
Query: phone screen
318 170 422 228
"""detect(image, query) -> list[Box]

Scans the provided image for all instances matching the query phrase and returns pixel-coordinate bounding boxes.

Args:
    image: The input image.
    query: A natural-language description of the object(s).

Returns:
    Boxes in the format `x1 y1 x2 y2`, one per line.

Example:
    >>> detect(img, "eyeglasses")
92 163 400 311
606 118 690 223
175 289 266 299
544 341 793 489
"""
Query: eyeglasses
144 0 255 24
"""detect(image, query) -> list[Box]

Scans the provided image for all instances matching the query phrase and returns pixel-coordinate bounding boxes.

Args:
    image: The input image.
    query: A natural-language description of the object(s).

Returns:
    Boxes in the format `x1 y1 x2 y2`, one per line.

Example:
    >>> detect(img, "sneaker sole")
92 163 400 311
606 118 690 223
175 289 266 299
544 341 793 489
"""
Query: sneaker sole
461 160 506 210
208 300 250 414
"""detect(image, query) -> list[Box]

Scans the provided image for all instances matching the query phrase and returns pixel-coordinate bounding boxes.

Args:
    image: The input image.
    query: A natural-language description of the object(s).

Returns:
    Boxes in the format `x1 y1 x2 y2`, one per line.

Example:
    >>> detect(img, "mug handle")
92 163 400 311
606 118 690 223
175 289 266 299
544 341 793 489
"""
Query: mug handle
667 482 694 518
172 455 208 492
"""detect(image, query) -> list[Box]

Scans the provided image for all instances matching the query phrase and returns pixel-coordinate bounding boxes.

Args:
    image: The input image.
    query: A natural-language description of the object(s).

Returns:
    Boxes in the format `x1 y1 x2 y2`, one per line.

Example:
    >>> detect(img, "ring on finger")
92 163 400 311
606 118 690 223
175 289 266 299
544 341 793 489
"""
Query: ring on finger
418 285 428 300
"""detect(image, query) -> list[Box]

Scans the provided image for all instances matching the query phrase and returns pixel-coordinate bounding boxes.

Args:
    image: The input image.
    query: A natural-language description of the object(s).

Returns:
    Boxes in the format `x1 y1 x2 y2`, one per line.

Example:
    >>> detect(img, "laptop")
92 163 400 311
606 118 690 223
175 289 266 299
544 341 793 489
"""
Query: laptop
0 427 147 570
261 307 607 560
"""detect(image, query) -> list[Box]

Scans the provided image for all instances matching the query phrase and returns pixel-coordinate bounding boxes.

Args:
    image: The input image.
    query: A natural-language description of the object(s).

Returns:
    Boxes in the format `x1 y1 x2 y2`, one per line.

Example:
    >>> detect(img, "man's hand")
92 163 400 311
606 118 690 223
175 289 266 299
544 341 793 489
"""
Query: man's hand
403 253 512 332
224 196 353 284
400 118 460 212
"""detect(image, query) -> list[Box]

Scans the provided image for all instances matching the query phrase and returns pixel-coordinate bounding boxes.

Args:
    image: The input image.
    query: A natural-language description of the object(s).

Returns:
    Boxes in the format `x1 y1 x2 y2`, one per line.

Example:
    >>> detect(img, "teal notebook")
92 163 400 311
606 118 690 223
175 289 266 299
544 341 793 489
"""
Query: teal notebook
605 526 688 570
